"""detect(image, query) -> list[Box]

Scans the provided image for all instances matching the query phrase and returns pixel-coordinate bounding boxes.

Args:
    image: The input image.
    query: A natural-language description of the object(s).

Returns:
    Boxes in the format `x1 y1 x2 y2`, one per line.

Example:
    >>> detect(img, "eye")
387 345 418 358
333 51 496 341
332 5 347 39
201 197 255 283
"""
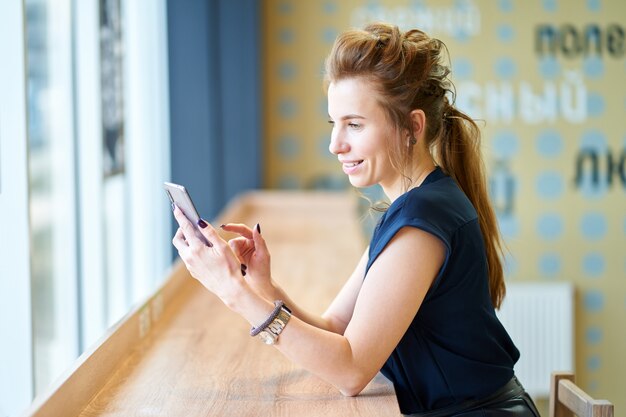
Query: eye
327 120 335 126
348 122 361 129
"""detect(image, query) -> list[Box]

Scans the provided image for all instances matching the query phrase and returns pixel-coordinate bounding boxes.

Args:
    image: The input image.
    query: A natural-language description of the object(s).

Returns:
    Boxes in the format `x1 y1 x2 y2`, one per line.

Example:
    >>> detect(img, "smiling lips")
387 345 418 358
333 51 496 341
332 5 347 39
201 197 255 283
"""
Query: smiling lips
341 160 364 174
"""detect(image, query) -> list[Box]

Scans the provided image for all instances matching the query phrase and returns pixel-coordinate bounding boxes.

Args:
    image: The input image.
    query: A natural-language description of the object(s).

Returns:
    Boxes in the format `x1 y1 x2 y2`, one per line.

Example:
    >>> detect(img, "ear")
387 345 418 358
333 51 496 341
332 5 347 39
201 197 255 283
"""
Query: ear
409 109 426 140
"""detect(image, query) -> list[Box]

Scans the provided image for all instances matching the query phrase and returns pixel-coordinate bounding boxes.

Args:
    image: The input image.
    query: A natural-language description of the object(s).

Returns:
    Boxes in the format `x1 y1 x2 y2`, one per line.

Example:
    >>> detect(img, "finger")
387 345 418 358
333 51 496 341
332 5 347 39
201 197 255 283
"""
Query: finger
172 205 203 247
220 223 253 239
229 237 256 262
228 236 247 254
228 237 247 261
252 223 269 257
172 228 188 250
196 218 229 251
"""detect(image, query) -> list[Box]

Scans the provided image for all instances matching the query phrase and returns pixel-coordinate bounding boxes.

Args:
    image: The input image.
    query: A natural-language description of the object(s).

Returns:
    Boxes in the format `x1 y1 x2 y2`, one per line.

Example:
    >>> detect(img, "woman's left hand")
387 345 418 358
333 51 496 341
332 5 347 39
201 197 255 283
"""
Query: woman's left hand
171 205 246 304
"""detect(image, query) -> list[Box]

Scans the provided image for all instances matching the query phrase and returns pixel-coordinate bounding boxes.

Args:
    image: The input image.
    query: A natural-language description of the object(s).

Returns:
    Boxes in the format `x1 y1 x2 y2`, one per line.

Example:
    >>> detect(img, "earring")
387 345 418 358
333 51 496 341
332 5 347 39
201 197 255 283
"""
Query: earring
409 137 417 145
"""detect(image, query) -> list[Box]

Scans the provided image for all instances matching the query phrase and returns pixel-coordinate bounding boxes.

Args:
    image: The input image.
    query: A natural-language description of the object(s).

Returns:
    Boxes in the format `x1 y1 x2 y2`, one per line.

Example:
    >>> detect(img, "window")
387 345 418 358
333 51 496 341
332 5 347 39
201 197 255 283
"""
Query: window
26 0 80 393
0 0 171 414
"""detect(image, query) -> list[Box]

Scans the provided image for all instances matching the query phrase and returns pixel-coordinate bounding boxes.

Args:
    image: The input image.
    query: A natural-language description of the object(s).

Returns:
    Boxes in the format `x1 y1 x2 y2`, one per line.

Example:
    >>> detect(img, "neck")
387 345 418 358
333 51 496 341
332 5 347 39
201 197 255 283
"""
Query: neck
382 157 436 202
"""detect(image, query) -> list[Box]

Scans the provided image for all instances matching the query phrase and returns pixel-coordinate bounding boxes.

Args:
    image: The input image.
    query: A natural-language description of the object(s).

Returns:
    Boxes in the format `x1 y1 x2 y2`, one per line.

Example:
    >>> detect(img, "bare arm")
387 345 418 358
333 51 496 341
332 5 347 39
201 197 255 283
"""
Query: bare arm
174 210 445 397
271 226 445 395
222 222 369 334
267 248 369 335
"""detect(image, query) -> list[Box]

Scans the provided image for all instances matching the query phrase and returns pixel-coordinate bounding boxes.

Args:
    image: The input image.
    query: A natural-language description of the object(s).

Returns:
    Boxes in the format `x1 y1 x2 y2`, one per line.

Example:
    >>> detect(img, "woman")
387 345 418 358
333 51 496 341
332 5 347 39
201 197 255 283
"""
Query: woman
171 23 540 416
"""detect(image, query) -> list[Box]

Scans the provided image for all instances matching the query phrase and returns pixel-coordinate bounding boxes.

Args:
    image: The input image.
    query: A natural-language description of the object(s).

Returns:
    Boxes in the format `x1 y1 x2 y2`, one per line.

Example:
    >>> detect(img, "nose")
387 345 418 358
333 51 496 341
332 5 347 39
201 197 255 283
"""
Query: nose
328 127 349 155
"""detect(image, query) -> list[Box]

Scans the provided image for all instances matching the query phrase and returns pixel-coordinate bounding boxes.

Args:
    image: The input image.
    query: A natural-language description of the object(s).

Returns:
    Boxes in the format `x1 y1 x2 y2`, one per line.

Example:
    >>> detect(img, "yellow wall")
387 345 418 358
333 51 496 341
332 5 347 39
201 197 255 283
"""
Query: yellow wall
263 0 625 410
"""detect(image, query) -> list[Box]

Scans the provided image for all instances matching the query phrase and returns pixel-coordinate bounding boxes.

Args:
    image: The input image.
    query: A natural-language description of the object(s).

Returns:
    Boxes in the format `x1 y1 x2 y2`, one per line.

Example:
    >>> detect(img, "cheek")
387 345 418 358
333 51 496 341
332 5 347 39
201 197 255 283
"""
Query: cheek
361 133 388 160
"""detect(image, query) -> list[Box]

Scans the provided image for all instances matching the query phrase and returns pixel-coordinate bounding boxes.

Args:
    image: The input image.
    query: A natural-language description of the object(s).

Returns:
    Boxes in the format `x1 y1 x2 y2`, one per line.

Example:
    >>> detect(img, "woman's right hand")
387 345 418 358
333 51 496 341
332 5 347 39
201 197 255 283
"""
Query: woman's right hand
221 223 275 301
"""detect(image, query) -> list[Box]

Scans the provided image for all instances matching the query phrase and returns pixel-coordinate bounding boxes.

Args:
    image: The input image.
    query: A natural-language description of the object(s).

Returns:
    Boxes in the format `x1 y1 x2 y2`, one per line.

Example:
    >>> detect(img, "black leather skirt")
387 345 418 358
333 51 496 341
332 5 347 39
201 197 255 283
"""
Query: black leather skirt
405 376 541 417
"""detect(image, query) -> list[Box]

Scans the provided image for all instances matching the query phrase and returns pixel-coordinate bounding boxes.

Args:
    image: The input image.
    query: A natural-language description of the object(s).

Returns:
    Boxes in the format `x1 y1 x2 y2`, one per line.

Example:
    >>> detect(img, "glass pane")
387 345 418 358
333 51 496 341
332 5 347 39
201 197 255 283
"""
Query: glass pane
100 0 125 177
25 0 78 394
100 0 130 325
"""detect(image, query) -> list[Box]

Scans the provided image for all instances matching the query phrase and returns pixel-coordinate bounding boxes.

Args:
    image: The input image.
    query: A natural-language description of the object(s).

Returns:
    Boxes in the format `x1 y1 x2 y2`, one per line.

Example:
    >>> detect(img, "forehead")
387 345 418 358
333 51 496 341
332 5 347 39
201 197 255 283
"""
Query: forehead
327 77 382 117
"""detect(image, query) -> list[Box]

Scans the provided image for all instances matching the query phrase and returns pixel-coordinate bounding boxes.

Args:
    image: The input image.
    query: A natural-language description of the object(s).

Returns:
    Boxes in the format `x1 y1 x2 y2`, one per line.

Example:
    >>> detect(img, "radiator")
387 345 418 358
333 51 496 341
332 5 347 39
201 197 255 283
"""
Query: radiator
495 282 575 398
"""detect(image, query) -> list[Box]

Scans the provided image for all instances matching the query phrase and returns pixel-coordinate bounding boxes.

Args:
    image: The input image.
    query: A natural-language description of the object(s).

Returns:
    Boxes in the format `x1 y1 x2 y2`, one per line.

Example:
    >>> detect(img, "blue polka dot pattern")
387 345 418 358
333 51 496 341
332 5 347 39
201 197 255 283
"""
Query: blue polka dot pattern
496 24 515 42
536 171 564 199
503 253 518 276
453 27 471 43
498 0 513 12
277 135 300 159
536 129 563 158
319 97 328 117
494 57 517 79
322 27 338 44
584 290 604 312
278 28 294 44
277 174 300 189
538 56 560 79
366 0 380 12
452 58 473 80
278 98 297 118
581 212 607 240
278 61 296 81
587 92 606 117
492 130 519 159
542 0 557 12
579 179 609 199
583 253 605 277
498 215 520 238
577 130 609 198
587 355 601 371
586 326 603 344
539 253 561 277
584 56 604 79
454 0 471 9
409 0 424 10
277 1 293 14
323 1 337 14
318 134 334 159
537 213 563 240
587 0 601 11
581 129 608 152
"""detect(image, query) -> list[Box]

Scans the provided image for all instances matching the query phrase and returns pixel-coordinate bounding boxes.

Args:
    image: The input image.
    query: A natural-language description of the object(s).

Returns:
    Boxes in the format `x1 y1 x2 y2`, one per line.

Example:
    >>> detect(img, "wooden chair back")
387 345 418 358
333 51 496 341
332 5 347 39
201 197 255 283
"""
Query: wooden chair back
549 372 614 417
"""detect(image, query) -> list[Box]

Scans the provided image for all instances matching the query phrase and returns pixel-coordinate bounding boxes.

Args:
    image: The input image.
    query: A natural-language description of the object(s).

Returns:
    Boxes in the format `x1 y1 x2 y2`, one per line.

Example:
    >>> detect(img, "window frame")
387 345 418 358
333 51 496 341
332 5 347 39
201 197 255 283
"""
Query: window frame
0 0 34 414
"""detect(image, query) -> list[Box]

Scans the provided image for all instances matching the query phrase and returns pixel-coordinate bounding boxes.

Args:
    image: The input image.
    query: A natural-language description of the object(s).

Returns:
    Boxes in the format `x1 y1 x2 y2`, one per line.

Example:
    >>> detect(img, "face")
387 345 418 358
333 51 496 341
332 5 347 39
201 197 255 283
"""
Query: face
327 78 401 193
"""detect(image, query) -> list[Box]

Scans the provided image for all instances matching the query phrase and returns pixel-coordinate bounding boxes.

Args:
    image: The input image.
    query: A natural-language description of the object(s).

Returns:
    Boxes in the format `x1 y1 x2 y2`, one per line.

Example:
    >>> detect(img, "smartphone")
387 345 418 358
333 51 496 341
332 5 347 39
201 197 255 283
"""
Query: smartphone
164 182 212 246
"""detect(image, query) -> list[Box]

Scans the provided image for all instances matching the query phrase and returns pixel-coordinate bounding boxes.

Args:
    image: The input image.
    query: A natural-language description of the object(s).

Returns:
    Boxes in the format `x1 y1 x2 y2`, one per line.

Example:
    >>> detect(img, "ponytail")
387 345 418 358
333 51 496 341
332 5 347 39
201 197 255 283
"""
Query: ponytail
436 105 506 309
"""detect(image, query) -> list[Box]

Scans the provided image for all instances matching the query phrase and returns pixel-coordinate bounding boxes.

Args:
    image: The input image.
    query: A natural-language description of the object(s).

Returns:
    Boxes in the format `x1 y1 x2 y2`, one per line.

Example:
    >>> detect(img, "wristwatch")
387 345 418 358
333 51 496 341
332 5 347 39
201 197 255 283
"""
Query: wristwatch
258 305 292 345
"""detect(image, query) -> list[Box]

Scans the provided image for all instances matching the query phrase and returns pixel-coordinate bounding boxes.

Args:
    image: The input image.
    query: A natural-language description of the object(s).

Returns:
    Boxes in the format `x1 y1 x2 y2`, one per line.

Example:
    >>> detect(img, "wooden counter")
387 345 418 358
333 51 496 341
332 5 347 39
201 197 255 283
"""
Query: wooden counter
23 191 400 417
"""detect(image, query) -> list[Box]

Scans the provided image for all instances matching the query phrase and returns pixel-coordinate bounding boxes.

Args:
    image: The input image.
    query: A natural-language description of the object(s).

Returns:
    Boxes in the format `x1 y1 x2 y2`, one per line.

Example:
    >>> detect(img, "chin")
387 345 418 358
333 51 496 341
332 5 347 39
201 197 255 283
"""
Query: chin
348 177 375 189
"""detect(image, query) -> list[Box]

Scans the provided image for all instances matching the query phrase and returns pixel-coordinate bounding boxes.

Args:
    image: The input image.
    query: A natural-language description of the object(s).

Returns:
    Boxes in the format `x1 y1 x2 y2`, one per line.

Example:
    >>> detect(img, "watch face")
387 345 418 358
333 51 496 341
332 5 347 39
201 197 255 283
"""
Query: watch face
259 330 276 345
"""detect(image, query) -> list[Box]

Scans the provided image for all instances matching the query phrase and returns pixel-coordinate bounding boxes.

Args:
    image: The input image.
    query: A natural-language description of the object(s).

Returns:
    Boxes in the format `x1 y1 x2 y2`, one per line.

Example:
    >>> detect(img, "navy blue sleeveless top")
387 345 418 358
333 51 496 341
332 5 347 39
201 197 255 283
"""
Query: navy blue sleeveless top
365 167 519 415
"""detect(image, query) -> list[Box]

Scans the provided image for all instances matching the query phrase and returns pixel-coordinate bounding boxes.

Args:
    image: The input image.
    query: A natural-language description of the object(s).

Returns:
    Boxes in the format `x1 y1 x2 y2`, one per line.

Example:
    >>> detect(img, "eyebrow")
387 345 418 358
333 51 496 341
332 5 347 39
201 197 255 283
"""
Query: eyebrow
328 114 366 121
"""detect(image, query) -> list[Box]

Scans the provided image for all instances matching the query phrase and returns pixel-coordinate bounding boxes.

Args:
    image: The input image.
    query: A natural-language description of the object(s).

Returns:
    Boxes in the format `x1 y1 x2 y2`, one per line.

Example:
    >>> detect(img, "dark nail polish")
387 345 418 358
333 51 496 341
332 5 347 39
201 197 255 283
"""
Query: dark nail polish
198 219 208 228
220 224 226 228
256 223 261 234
